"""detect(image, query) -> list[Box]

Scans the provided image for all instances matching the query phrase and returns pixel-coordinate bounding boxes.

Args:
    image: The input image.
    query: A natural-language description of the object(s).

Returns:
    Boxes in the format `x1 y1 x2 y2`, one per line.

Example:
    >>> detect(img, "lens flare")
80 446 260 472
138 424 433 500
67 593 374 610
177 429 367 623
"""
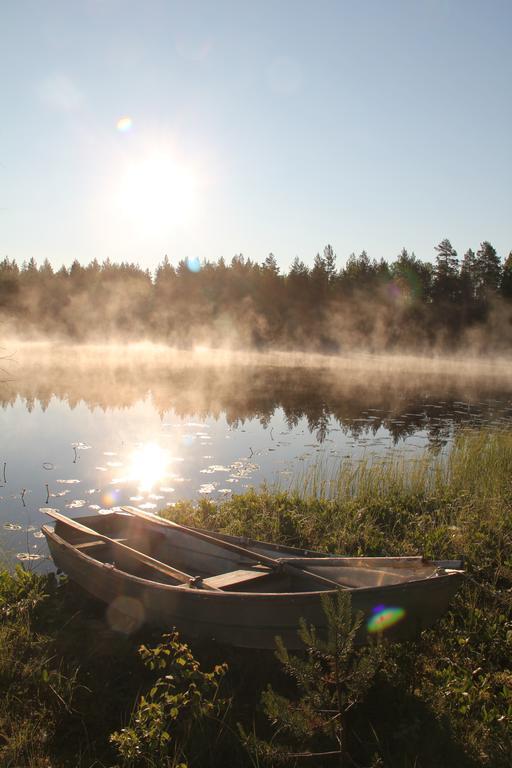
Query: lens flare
387 270 423 305
117 116 133 132
106 596 145 634
101 489 120 507
186 256 201 273
367 604 406 634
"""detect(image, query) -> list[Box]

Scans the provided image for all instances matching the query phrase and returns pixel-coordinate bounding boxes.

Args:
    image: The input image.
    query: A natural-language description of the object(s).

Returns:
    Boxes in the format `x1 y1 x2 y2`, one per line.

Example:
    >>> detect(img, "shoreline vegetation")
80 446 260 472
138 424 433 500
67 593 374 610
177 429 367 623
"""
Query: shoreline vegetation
1 430 511 767
1 239 512 352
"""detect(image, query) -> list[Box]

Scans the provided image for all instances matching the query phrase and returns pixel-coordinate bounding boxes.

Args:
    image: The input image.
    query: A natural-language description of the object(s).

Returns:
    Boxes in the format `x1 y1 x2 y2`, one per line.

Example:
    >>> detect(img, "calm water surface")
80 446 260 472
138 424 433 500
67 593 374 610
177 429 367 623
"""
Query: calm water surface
1 346 511 566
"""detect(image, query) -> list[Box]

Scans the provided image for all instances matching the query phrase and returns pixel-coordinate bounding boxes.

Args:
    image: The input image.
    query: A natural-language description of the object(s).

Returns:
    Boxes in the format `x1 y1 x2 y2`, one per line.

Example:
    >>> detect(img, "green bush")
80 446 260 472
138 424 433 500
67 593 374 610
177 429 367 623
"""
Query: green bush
0 567 79 768
111 632 228 768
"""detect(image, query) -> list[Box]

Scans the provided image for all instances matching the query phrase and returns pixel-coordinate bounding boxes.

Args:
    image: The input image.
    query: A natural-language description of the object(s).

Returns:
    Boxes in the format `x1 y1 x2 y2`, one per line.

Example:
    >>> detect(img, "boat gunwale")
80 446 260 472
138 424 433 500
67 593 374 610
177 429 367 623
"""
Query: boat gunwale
118 510 447 567
110 510 465 571
42 523 464 601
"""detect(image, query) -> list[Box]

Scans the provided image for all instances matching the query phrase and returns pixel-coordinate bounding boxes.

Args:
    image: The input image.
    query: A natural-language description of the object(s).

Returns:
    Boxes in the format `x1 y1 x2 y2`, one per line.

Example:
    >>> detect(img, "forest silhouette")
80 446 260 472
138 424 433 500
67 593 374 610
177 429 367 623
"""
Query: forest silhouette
1 238 512 351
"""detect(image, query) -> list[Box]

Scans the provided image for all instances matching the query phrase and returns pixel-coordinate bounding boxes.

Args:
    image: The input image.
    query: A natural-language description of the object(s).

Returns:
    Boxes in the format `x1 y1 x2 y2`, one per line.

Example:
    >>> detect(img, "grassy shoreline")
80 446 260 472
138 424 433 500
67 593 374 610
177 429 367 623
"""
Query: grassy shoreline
1 430 511 767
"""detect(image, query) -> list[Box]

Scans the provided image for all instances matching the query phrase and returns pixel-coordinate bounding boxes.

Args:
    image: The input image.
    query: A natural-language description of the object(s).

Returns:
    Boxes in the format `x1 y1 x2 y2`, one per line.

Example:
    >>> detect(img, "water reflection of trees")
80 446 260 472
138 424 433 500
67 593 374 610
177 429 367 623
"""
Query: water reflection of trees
1 358 511 445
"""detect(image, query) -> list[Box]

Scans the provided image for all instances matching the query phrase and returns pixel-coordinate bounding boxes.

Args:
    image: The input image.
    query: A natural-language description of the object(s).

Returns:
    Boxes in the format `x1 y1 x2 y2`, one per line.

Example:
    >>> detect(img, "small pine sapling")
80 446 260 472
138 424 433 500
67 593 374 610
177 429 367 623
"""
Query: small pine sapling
241 590 387 766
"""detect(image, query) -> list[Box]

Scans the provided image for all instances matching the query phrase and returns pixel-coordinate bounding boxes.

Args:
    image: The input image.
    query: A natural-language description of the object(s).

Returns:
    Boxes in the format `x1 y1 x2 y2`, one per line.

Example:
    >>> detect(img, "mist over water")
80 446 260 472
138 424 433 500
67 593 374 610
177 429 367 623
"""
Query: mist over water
1 342 511 565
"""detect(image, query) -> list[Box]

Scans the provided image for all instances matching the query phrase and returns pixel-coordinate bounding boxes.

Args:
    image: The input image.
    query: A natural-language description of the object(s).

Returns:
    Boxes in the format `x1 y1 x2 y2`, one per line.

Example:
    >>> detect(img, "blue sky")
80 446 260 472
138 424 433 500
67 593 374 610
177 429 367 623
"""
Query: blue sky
1 0 511 272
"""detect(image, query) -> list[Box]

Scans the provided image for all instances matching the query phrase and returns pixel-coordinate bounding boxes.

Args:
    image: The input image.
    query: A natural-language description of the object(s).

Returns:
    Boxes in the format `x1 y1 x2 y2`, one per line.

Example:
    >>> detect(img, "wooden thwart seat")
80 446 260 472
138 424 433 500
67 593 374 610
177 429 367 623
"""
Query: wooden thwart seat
202 566 272 590
45 510 222 591
75 538 127 550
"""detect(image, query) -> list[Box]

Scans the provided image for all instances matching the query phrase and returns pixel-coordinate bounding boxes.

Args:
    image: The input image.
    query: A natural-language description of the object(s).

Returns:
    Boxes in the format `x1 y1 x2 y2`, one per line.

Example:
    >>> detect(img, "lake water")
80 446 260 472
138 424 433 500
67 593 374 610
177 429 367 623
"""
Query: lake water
1 344 511 566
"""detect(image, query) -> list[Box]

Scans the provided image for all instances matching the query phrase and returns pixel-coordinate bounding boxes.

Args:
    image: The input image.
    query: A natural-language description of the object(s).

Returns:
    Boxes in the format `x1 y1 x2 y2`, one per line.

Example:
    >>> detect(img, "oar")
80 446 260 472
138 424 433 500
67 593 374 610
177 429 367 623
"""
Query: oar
121 506 347 590
45 510 221 591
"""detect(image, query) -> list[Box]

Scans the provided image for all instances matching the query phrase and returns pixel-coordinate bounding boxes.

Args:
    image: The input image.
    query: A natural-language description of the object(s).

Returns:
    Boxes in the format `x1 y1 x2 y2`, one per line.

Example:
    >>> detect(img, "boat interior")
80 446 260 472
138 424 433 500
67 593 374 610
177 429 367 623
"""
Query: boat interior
46 510 458 593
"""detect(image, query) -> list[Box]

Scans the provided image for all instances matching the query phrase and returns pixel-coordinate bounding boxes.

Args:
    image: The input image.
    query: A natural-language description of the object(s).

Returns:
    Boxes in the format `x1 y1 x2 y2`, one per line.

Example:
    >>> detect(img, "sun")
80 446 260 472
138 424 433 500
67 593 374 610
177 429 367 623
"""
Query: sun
114 147 199 235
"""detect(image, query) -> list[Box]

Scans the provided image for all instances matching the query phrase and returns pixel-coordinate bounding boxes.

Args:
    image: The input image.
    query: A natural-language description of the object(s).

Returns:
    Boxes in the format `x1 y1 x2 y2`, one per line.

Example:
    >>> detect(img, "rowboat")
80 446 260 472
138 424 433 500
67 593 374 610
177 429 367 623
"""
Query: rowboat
42 506 464 649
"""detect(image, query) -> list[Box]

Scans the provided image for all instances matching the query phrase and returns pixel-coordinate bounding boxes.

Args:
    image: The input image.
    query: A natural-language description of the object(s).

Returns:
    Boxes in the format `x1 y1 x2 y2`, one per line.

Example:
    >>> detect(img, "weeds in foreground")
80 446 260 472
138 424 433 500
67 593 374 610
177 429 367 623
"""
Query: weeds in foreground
162 429 512 766
0 429 510 766
0 567 79 767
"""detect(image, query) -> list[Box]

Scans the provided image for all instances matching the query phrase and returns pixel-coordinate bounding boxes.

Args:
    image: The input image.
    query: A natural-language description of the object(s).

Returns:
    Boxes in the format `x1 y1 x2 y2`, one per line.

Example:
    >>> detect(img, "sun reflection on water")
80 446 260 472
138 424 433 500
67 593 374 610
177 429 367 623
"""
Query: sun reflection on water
127 442 171 492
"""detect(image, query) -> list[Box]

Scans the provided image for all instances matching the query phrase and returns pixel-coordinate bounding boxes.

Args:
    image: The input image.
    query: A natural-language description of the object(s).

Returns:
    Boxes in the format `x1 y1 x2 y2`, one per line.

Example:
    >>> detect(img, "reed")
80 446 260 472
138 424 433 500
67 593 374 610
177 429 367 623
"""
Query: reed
288 427 512 502
0 429 510 767
168 428 512 575
163 429 512 765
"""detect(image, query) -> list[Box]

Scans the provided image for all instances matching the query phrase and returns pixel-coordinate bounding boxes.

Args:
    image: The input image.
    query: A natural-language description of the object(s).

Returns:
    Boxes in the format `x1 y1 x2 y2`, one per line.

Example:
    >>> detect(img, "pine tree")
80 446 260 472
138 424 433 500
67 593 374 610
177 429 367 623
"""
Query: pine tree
501 251 512 299
323 244 337 282
310 251 330 301
289 256 309 278
475 241 502 297
241 590 386 766
287 258 311 318
460 248 478 301
0 257 20 311
312 251 327 276
432 238 460 302
391 249 431 301
38 258 54 277
263 252 280 275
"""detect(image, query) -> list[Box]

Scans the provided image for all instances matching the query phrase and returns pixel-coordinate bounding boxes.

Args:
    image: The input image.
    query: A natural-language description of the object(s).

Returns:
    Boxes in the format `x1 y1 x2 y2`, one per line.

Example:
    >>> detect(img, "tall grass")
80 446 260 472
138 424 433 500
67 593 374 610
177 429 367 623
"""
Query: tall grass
291 428 512 501
1 429 510 767
164 428 512 765
168 428 512 574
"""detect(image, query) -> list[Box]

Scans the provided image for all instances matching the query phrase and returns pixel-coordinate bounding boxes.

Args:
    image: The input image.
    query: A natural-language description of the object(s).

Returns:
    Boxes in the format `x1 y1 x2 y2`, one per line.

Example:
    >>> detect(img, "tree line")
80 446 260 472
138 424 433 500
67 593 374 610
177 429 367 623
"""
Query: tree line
1 238 512 351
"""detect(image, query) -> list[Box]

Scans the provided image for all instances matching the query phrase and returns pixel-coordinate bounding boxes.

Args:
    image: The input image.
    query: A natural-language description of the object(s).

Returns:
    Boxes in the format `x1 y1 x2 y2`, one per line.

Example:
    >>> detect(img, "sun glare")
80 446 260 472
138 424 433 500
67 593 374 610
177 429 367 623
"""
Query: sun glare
128 442 171 492
114 147 199 234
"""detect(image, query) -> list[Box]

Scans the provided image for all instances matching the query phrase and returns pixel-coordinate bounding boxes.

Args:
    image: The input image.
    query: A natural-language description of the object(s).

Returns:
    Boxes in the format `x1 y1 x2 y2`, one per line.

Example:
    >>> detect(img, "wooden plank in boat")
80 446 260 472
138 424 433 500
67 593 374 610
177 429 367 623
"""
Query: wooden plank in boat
45 510 221 591
122 506 348 589
203 567 272 590
75 538 127 550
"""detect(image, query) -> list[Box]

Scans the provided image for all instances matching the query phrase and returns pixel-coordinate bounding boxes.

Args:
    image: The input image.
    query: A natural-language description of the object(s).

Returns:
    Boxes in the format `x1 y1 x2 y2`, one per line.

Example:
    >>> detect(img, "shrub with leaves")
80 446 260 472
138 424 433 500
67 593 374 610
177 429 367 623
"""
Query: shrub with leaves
241 590 387 766
111 632 228 767
0 564 48 619
414 585 512 765
0 566 80 767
